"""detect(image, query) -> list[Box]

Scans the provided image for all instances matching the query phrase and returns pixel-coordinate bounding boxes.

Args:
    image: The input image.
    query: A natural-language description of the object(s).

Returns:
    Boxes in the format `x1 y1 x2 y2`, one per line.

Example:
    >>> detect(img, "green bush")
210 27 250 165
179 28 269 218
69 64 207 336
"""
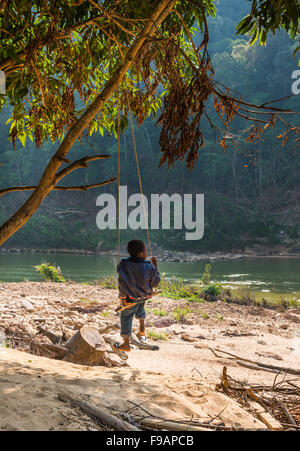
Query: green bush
153 308 168 316
203 283 222 297
34 263 65 283
159 276 204 302
187 298 206 303
172 307 191 323
201 264 211 285
98 275 118 289
148 331 168 341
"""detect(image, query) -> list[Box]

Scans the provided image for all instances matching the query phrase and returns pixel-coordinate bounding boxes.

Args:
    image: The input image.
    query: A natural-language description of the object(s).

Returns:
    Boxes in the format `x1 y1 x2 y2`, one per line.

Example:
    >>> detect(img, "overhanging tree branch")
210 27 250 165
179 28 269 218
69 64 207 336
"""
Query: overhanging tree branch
0 155 115 197
0 0 177 246
55 155 111 182
0 177 117 197
0 14 106 75
88 0 138 38
54 178 117 191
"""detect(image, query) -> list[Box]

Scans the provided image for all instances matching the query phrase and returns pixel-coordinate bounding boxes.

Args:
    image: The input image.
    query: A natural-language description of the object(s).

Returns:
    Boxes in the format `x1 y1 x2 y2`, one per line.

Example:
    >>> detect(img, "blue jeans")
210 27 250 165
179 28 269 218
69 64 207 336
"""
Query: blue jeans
120 301 146 338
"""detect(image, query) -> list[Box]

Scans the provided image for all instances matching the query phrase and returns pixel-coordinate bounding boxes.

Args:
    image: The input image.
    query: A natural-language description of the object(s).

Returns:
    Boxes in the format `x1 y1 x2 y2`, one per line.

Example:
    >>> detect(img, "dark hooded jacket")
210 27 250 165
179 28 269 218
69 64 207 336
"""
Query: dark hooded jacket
117 256 160 300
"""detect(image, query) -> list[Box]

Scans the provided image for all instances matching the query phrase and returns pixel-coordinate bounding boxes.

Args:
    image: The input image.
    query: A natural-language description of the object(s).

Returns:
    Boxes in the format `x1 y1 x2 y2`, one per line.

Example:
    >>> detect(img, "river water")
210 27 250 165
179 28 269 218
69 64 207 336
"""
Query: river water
1 253 300 292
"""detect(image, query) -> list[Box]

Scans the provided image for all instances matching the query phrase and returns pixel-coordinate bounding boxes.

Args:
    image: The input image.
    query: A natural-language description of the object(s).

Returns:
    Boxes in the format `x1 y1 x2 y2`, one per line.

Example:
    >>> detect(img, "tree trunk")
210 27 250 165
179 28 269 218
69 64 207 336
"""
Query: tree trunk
63 326 109 366
0 0 176 246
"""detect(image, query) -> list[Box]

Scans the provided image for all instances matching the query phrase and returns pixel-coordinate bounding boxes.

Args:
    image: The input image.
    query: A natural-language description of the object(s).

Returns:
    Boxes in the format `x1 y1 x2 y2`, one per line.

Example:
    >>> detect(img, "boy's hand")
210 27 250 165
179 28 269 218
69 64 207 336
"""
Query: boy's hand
150 256 158 268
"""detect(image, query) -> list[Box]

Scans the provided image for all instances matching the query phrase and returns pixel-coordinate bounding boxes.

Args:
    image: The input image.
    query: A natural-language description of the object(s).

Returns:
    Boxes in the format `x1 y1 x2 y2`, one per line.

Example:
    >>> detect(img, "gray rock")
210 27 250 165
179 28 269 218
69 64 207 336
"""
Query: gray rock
152 318 173 328
0 329 6 347
257 340 267 345
20 299 35 311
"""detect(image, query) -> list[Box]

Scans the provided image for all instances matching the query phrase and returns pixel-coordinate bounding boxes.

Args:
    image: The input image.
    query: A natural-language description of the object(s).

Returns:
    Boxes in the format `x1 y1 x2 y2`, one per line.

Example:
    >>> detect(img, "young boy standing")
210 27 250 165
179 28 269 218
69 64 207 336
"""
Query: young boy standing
114 239 160 357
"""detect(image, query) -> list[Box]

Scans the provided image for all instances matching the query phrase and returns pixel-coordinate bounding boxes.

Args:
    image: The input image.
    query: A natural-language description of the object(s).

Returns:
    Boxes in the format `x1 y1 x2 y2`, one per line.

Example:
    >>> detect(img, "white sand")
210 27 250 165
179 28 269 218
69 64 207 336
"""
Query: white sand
0 282 299 431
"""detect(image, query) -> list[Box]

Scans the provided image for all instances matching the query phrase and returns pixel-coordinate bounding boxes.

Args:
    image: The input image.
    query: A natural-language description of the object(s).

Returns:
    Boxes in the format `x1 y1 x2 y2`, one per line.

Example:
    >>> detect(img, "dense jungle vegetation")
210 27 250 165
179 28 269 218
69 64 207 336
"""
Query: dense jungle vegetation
0 0 299 252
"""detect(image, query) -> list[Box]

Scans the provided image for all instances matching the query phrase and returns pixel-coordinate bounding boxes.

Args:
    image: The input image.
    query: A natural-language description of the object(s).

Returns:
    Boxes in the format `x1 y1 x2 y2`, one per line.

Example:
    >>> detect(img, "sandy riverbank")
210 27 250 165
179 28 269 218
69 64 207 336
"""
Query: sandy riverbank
0 282 299 431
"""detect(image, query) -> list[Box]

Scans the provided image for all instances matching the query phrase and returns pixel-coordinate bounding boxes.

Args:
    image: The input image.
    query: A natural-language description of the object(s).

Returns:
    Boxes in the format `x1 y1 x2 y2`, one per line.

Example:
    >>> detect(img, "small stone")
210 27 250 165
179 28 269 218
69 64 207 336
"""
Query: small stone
0 329 6 346
279 323 289 330
287 309 300 316
194 343 206 349
164 328 175 336
284 313 300 323
20 299 34 311
181 333 195 342
152 318 173 328
257 340 267 345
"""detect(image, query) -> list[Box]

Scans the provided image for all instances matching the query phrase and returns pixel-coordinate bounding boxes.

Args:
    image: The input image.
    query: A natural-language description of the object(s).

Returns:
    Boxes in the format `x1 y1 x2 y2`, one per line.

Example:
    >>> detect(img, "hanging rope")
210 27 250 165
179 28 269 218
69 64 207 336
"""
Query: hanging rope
117 97 121 264
127 95 152 257
115 96 153 314
116 93 153 261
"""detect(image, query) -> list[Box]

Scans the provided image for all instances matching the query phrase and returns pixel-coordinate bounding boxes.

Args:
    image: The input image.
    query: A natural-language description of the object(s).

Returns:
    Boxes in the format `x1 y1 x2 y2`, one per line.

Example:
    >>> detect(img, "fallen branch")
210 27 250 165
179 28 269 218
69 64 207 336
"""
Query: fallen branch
58 391 140 431
36 326 62 345
277 400 297 426
281 423 300 430
208 347 300 376
235 360 281 374
130 334 159 351
248 401 283 431
139 417 212 431
32 342 68 359
217 366 300 430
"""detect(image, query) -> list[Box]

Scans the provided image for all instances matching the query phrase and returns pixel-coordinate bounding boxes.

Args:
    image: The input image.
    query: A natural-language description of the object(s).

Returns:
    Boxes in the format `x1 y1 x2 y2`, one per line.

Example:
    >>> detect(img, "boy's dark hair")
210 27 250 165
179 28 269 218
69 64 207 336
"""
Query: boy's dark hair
127 240 146 258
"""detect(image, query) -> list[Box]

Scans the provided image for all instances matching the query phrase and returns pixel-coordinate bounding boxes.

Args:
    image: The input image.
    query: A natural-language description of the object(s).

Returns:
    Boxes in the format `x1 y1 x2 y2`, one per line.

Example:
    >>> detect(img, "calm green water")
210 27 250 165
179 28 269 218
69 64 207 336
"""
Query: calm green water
1 253 300 293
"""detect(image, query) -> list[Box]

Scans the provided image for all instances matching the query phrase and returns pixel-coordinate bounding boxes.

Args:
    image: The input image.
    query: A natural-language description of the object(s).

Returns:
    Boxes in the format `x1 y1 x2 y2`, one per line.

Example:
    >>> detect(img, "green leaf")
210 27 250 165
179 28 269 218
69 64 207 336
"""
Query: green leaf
19 133 26 147
236 15 253 35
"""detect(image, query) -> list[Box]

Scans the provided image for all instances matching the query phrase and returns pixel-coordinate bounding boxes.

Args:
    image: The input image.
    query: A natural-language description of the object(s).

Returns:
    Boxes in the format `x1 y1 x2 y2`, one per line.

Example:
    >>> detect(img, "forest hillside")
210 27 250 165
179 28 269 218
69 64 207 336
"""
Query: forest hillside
0 0 299 253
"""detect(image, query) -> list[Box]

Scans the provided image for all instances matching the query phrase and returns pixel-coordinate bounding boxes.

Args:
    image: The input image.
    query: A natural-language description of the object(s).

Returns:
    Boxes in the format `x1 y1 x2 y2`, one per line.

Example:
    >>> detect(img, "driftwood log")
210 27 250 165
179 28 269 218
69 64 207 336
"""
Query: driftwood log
130 334 159 351
139 417 212 431
58 391 140 431
207 346 300 376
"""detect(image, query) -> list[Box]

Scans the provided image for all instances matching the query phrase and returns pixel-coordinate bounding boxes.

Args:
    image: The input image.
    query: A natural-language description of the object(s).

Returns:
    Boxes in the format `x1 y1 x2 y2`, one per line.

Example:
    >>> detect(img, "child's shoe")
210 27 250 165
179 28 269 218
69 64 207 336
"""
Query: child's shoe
136 331 147 343
110 342 129 360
